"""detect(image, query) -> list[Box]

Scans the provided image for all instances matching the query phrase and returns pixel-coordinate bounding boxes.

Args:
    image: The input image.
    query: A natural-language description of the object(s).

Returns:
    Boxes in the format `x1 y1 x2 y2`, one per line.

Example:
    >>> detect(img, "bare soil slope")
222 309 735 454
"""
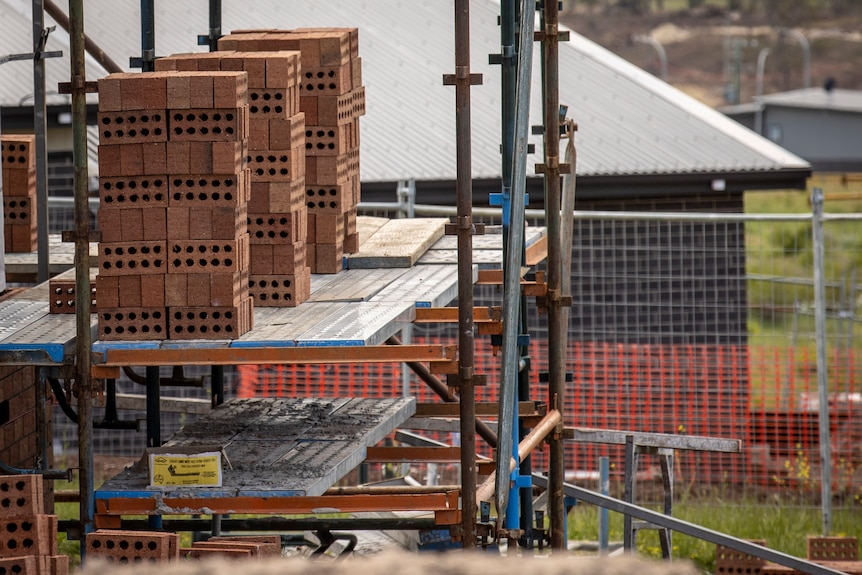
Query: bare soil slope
560 8 862 108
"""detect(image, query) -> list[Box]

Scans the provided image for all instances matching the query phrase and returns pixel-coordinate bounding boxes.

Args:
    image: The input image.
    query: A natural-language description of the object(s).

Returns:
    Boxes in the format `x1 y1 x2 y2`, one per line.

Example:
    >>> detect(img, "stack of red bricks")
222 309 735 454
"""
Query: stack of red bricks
86 529 180 563
182 534 282 560
155 50 311 306
95 70 253 340
0 474 68 574
2 134 38 253
218 28 365 274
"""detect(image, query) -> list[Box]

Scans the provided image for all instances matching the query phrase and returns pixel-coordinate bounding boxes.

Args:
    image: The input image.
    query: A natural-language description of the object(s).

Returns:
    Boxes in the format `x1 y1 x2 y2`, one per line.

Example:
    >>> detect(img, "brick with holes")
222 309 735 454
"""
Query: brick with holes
99 175 169 209
0 476 43 518
248 267 310 307
86 529 173 564
49 280 97 314
98 241 168 276
248 208 307 245
167 171 250 207
167 235 249 275
97 110 168 146
0 513 56 558
168 297 253 340
98 308 168 341
0 554 37 574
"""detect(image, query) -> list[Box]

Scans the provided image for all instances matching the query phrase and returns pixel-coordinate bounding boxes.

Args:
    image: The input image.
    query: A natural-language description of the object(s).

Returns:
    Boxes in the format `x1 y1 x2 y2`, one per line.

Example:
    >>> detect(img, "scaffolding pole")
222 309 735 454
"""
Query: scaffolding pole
540 0 567 550
68 0 95 547
449 0 479 548
495 0 535 535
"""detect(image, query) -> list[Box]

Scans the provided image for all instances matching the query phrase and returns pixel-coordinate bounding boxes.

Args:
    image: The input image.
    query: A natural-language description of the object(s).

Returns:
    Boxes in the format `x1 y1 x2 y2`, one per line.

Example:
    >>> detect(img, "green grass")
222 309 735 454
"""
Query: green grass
744 176 862 406
568 499 862 572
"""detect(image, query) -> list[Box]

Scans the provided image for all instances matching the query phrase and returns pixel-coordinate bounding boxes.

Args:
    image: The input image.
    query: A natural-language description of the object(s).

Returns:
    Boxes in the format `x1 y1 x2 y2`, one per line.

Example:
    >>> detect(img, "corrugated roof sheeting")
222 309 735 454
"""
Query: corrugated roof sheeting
0 0 808 182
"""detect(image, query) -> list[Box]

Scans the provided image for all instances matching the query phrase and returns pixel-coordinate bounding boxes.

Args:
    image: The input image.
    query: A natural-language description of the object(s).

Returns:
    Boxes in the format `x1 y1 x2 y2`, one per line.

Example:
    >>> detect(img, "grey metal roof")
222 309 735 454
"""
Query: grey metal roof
757 87 862 114
1 0 809 182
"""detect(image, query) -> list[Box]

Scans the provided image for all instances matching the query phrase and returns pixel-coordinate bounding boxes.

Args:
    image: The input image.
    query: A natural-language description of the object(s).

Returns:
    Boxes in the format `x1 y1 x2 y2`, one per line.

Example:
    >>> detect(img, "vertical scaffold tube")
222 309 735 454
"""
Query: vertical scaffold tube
541 0 567 550
68 0 94 547
454 0 477 548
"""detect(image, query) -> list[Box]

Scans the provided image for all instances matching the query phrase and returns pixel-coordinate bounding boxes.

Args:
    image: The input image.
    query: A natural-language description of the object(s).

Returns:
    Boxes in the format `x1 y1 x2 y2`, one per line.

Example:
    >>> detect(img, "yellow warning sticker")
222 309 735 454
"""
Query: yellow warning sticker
148 451 222 487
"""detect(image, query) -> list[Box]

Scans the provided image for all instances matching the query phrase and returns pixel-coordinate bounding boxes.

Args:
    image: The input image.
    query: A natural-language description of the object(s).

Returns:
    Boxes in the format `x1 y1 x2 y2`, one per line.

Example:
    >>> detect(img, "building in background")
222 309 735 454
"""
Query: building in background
721 85 862 172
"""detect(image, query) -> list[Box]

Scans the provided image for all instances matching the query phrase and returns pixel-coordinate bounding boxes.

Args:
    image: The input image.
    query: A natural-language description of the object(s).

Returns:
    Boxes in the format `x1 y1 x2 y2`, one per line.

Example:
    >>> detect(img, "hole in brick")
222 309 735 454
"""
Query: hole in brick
213 113 222 121
250 106 259 113
226 113 234 121
15 498 24 508
7 540 16 550
173 113 183 121
251 93 259 101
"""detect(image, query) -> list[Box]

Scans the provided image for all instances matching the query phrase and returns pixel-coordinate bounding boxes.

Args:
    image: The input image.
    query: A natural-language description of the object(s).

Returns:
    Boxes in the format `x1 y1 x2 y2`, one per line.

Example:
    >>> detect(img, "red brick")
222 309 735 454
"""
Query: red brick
248 209 306 245
344 231 359 254
168 298 253 340
2 168 36 197
97 74 124 111
247 147 303 182
99 175 169 208
98 110 168 146
312 212 343 244
164 274 188 307
186 546 250 560
0 555 37 574
188 141 213 174
120 73 167 110
211 141 246 174
248 180 303 214
189 74 214 108
300 61 353 96
166 207 190 240
213 72 248 109
142 142 168 175
166 74 191 109
96 275 120 308
268 112 305 150
119 143 145 176
207 535 281 557
211 270 248 307
140 274 166 308
305 182 352 213
248 117 270 150
0 475 42 517
248 88 291 119
249 268 310 307
192 540 264 559
186 273 211 307
165 141 190 174
98 308 168 340
98 241 167 276
3 195 35 227
168 172 249 207
118 275 143 307
167 235 249 275
98 145 122 177
86 529 172 563
168 108 247 143
314 242 344 274
0 514 56 558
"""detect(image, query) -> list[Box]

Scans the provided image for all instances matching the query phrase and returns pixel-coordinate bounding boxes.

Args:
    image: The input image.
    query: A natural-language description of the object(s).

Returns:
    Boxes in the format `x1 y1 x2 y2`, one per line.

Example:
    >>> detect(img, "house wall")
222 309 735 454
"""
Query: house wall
762 108 862 171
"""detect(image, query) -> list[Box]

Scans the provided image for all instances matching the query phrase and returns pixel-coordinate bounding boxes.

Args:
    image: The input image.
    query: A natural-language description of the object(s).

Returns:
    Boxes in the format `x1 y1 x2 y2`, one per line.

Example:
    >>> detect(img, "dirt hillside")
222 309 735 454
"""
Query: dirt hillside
560 7 862 108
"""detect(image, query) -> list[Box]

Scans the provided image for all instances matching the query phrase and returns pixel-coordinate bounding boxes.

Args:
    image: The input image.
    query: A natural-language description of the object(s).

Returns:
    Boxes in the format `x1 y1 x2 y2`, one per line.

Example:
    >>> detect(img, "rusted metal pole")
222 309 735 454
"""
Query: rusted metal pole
541 0 567 550
68 0 94 545
387 336 497 449
453 0 477 548
477 409 561 504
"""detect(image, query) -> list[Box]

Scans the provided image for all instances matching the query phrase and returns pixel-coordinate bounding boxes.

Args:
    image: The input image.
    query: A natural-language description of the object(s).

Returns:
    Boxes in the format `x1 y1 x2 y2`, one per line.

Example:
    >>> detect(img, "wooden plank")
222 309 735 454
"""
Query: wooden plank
346 218 448 269
355 216 389 249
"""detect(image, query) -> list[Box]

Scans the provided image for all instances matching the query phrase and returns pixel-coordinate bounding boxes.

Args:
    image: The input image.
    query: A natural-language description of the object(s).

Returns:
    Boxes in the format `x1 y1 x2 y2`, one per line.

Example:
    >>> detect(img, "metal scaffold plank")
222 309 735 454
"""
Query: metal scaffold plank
96 397 416 503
